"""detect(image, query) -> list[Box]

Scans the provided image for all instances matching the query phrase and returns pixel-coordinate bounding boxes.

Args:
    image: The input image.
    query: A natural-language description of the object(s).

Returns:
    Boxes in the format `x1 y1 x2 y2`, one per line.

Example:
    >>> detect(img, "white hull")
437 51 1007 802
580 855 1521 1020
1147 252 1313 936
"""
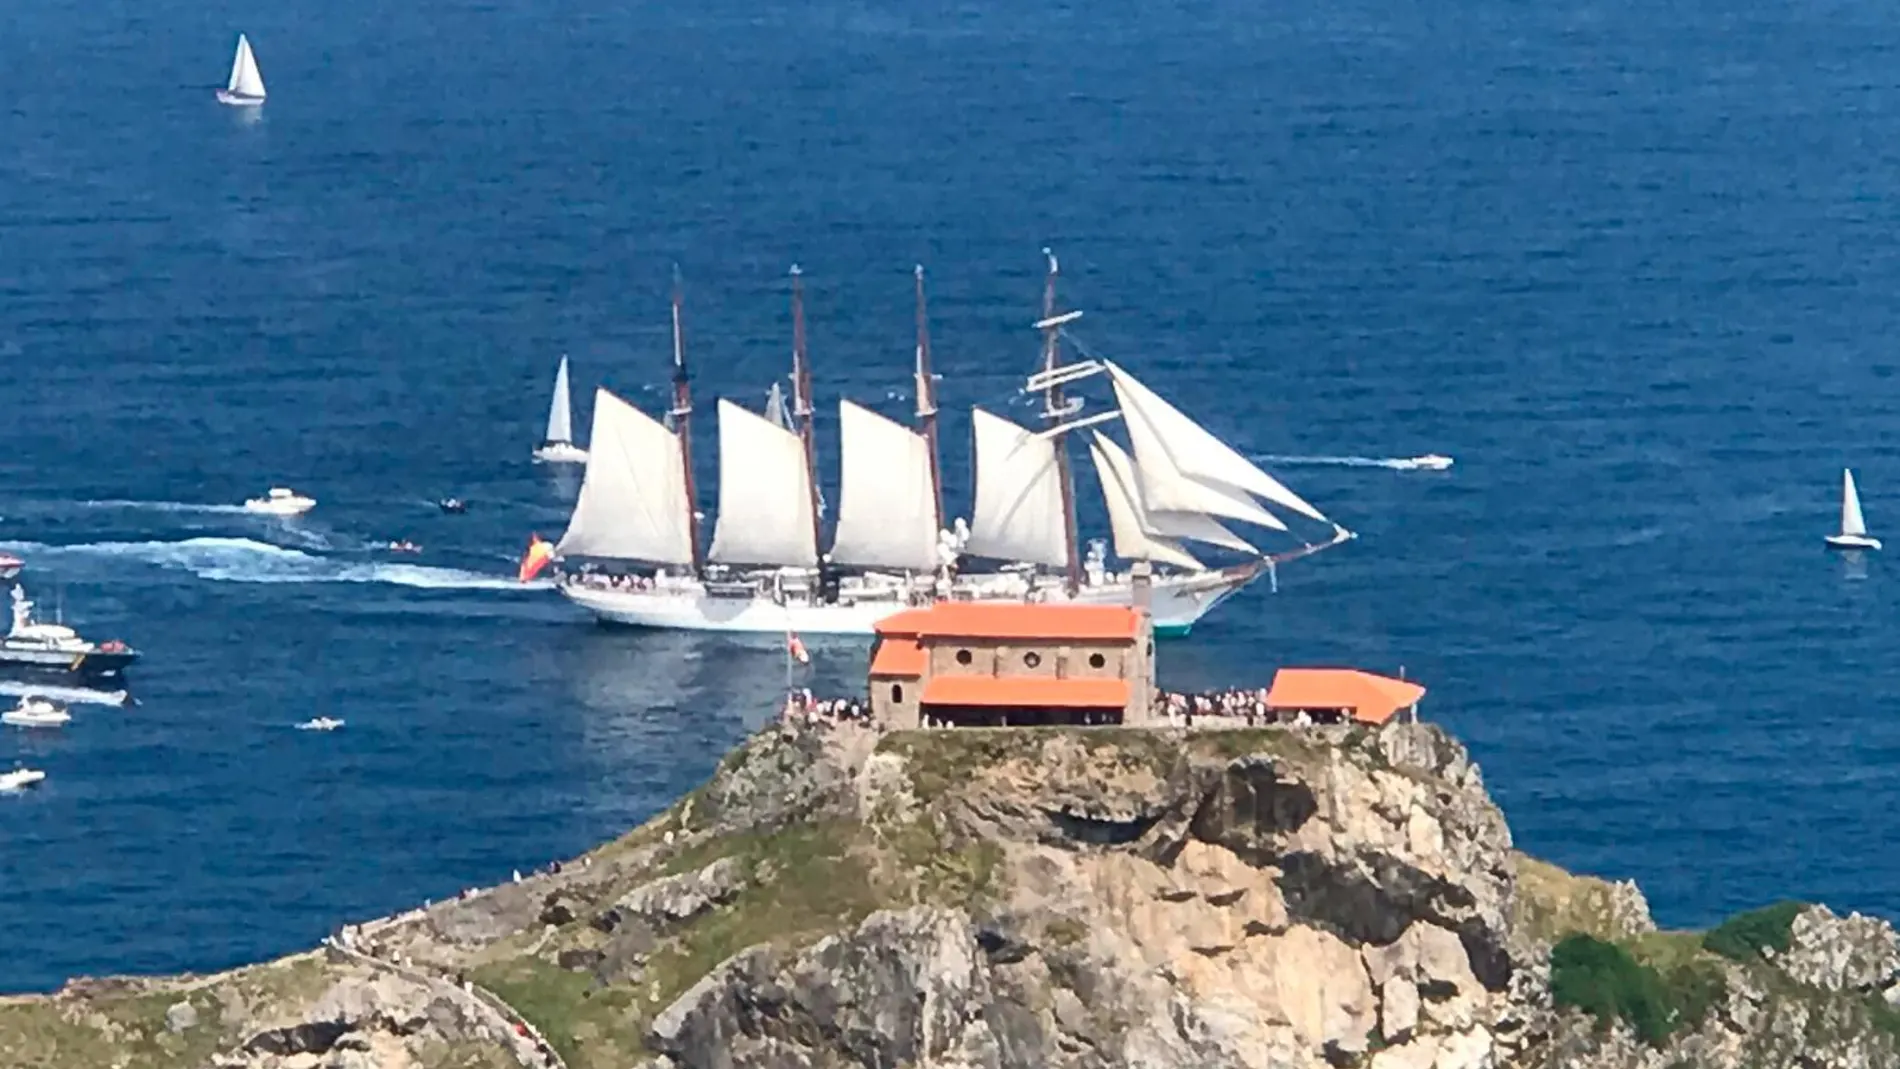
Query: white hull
244 498 315 516
1826 534 1882 551
560 565 1261 636
0 769 46 790
217 90 265 107
533 442 590 465
2 711 69 728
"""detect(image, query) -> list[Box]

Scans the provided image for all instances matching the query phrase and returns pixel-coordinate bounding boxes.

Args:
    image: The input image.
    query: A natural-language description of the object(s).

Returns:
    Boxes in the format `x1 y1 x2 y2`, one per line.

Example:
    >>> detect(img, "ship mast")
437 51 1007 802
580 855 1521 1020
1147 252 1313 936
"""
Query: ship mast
914 264 945 535
1038 249 1083 594
789 265 825 563
669 266 704 574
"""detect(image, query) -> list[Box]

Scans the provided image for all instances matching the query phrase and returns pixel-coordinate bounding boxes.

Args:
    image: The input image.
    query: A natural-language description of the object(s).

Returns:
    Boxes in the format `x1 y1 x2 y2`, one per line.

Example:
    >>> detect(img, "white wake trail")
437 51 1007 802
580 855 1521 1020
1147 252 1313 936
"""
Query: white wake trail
1252 454 1455 472
0 537 538 591
0 681 130 707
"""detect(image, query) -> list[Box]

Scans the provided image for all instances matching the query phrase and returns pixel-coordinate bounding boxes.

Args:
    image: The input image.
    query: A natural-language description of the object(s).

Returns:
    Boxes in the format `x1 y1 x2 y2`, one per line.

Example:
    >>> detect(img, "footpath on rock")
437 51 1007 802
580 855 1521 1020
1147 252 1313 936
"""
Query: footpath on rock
5 719 1900 1069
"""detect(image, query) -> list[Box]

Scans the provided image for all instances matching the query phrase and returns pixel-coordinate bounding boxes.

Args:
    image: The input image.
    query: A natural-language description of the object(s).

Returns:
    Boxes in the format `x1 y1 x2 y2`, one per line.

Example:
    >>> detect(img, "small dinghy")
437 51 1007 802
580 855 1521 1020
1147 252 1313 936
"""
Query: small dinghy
2 696 71 729
532 356 590 464
0 768 47 791
296 716 344 731
217 34 267 107
1826 468 1882 551
244 487 316 516
437 497 468 515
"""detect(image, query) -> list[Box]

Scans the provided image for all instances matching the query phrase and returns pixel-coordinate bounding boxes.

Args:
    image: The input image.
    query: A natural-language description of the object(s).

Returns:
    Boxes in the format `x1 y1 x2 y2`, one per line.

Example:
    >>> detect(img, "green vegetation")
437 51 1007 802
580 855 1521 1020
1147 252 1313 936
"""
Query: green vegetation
473 958 637 1069
1549 933 1726 1046
1511 854 1653 946
1703 901 1805 963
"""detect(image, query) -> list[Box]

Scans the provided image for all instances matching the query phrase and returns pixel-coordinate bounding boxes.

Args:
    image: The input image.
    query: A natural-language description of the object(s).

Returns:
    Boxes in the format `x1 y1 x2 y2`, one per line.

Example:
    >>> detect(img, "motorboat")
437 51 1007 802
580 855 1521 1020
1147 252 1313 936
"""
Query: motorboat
0 768 46 791
1402 454 1455 471
0 585 139 680
296 716 344 731
216 34 267 107
1826 468 1882 551
0 554 20 581
244 487 316 516
437 498 468 515
385 541 422 554
2 696 71 728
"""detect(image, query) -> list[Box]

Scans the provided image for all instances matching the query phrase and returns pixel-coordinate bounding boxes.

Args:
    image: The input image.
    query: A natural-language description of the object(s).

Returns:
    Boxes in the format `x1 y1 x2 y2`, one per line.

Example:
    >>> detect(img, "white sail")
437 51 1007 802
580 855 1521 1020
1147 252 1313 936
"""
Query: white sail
764 382 793 431
1091 432 1254 555
1843 468 1869 537
556 389 695 566
545 357 574 444
708 399 819 568
829 400 940 572
1088 434 1203 571
228 35 266 99
1106 361 1325 526
965 407 1069 568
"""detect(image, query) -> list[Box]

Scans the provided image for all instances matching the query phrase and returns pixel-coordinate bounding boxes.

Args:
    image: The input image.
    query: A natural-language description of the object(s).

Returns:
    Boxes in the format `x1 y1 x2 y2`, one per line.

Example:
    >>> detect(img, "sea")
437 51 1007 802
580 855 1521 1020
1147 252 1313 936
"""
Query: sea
3 0 1899 993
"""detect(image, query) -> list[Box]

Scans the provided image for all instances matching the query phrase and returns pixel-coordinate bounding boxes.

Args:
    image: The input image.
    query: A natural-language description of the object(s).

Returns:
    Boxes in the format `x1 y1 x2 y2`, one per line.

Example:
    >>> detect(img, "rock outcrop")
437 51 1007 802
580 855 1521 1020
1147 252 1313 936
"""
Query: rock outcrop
3 720 1897 1069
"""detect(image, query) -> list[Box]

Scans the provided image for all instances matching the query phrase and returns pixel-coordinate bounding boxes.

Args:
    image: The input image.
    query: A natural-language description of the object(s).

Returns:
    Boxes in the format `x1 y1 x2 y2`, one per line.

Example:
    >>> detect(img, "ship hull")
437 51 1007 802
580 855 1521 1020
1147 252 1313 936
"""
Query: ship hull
0 647 139 679
560 565 1263 637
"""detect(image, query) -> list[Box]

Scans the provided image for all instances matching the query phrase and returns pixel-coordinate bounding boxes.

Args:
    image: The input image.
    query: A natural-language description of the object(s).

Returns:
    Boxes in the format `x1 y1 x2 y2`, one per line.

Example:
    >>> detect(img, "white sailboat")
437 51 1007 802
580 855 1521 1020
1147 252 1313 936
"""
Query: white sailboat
533 356 590 464
1826 468 1881 551
548 258 1352 636
216 34 267 107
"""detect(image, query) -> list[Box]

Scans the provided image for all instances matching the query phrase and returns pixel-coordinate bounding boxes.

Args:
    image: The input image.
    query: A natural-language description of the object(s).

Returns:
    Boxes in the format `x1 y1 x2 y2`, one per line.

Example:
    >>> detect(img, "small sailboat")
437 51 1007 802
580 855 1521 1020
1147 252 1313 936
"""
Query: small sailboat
216 34 267 107
532 356 590 464
1826 468 1882 551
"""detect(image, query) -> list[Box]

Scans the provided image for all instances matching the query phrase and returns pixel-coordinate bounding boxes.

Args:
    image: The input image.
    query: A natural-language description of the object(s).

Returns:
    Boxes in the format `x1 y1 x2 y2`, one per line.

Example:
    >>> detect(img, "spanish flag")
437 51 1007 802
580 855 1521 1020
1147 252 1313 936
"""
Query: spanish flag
518 535 555 583
788 631 810 665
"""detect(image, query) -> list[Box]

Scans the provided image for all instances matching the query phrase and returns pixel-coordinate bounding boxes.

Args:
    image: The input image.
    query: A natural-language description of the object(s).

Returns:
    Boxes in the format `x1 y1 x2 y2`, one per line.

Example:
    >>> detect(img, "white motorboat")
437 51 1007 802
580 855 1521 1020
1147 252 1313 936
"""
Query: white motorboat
216 34 267 106
0 553 21 581
1 585 140 679
244 487 316 515
532 356 591 464
538 256 1353 637
296 716 344 731
2 696 71 728
1826 468 1882 551
1404 454 1455 471
0 768 47 791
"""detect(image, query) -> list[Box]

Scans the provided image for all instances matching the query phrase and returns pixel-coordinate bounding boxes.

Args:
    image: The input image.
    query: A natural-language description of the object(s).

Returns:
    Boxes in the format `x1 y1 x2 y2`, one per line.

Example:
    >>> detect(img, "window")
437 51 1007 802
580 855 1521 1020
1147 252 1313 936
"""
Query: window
891 683 904 703
955 649 973 665
1023 651 1042 668
1089 652 1106 669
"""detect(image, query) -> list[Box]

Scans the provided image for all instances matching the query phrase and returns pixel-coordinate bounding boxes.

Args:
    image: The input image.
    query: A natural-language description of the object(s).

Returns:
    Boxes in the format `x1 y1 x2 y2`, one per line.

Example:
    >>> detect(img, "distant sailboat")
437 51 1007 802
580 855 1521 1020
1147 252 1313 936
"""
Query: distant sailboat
1826 468 1881 551
216 34 267 107
532 356 589 464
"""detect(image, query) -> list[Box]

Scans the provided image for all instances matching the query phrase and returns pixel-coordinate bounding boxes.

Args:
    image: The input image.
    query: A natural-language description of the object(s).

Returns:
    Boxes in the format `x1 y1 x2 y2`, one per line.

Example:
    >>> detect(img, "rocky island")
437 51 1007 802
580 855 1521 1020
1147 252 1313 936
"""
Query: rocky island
6 720 1899 1069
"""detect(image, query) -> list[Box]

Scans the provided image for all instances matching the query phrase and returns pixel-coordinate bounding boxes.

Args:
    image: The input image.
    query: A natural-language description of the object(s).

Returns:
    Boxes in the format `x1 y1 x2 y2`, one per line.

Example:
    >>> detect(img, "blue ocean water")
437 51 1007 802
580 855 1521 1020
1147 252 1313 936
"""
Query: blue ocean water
4 0 1900 992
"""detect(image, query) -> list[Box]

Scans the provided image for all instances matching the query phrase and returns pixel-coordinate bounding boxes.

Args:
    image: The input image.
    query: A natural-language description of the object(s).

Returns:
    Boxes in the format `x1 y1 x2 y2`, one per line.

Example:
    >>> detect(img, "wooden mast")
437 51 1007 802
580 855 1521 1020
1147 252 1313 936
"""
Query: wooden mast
1039 249 1082 594
669 266 703 574
789 265 825 564
914 264 945 535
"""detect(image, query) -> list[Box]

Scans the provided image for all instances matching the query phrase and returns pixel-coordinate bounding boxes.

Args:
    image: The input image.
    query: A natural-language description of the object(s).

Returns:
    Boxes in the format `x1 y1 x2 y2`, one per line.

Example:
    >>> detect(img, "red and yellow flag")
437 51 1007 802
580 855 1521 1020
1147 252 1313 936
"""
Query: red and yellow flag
518 535 555 583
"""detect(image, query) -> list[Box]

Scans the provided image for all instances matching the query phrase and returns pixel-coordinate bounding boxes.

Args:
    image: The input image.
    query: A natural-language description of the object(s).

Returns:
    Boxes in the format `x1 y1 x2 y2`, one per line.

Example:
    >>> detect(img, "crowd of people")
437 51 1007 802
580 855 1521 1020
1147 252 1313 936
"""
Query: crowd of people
1153 688 1347 727
782 689 876 728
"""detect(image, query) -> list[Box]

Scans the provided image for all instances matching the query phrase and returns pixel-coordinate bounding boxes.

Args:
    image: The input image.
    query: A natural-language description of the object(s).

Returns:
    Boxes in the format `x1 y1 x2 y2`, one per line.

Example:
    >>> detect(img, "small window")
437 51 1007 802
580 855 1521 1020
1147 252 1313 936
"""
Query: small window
1088 652 1106 669
1023 651 1042 668
890 683 904 703
955 649 973 666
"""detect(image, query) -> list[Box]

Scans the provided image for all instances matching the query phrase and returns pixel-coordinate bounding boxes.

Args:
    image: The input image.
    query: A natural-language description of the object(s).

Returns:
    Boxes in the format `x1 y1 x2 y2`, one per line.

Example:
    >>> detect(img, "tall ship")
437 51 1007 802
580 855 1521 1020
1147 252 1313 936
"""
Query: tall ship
533 254 1353 636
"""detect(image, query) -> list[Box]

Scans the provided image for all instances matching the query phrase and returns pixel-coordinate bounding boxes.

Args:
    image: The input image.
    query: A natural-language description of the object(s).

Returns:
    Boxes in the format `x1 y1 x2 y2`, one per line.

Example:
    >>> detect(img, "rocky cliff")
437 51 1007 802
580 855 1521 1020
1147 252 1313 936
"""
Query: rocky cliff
6 721 1899 1069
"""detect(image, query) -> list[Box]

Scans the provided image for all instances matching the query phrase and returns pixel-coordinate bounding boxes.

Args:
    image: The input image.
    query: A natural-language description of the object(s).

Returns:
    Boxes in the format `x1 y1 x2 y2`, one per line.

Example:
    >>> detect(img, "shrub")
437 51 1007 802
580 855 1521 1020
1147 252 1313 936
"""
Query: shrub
1550 934 1678 1045
1703 901 1805 963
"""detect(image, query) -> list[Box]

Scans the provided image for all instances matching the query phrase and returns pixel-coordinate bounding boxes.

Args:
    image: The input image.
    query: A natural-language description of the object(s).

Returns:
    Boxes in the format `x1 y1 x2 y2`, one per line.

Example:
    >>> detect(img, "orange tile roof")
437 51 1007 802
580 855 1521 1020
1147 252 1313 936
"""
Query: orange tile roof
921 676 1131 709
868 637 926 678
1265 669 1426 726
875 602 1141 642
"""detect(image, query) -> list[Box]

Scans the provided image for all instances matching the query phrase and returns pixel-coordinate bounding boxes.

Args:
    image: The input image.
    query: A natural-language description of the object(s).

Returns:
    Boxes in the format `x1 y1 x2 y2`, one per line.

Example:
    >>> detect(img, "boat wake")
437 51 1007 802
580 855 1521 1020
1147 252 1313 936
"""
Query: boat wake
0 537 536 591
1252 454 1455 472
0 680 129 707
81 499 253 515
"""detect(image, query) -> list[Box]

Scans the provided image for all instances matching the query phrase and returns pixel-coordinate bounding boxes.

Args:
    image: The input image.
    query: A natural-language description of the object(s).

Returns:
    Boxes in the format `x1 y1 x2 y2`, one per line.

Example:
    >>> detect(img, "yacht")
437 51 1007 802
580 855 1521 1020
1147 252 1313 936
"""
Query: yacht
1826 468 1882 551
532 356 590 464
244 487 316 515
216 34 266 107
2 696 71 728
0 585 140 680
0 768 46 791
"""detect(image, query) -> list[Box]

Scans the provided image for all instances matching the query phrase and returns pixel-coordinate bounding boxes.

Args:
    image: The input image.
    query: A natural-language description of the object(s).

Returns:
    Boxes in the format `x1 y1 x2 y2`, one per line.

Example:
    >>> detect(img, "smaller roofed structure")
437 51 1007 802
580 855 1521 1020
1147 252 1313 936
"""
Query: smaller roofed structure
868 602 1156 729
1264 668 1425 726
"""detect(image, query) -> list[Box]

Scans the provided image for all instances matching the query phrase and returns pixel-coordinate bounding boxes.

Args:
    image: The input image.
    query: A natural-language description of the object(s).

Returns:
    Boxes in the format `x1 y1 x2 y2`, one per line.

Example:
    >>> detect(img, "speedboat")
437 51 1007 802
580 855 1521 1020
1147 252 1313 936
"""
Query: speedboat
244 487 316 515
296 716 344 731
2 696 71 728
1405 454 1455 471
0 554 21 581
385 541 422 554
0 585 139 680
0 768 46 791
437 498 467 515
